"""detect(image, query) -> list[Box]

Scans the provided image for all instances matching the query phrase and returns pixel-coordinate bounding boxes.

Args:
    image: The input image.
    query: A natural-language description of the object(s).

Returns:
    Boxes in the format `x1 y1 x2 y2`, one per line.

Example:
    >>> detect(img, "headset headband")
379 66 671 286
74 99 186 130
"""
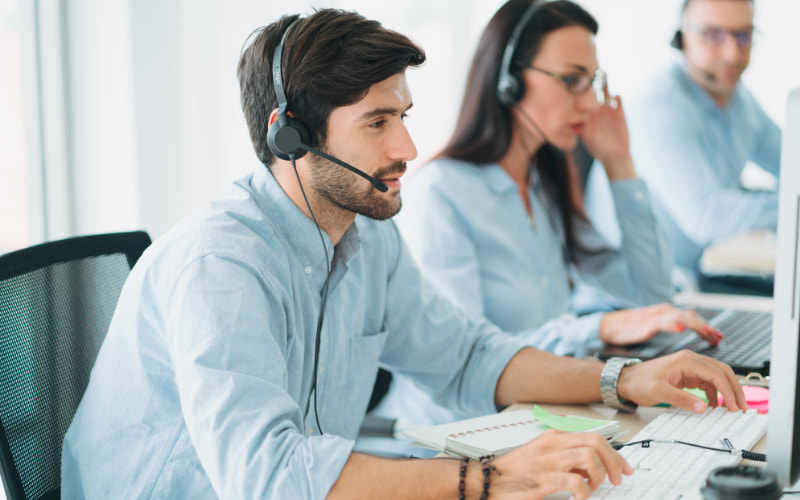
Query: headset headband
499 2 541 85
496 0 550 107
272 18 299 125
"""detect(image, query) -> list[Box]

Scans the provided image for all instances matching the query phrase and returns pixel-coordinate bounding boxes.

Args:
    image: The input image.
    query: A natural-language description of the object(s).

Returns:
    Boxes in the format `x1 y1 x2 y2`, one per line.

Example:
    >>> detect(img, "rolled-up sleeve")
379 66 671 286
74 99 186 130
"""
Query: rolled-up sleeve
516 312 604 358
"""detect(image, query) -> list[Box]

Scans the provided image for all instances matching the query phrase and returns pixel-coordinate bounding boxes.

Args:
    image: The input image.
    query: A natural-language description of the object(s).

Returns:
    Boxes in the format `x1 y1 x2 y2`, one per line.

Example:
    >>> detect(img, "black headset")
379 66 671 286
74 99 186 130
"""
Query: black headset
264 18 390 192
267 18 312 161
671 0 692 50
671 30 684 50
496 0 551 107
265 17 331 435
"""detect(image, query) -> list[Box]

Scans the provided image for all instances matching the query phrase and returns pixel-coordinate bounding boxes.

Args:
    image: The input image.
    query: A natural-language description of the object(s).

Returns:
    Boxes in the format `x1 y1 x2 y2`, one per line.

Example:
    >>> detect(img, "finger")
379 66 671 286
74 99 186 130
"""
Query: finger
719 359 748 410
698 354 747 411
700 382 719 407
643 304 685 333
674 351 746 411
662 384 708 413
538 472 594 500
550 447 606 490
679 310 723 344
562 433 627 486
614 94 623 112
529 433 616 486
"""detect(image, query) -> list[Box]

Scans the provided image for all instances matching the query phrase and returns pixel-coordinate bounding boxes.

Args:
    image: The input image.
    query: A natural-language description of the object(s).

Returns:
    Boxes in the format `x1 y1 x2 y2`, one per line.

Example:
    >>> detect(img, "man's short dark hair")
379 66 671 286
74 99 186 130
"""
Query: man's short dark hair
237 9 426 168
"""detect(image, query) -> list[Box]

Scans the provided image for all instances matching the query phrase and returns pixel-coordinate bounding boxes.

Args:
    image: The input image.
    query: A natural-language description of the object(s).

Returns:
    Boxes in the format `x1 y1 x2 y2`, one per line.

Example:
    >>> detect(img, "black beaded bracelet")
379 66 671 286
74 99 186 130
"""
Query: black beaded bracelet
478 455 500 500
458 456 469 500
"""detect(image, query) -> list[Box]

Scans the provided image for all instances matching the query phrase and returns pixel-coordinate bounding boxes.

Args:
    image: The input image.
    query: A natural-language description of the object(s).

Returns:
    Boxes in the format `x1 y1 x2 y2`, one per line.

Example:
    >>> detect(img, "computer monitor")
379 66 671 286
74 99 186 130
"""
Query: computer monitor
767 86 800 487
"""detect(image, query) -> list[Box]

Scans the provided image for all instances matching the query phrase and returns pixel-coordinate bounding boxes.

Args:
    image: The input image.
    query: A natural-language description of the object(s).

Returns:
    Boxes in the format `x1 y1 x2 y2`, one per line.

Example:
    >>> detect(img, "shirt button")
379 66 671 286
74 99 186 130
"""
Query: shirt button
635 190 644 201
304 266 312 274
541 277 548 286
306 428 313 436
319 364 324 373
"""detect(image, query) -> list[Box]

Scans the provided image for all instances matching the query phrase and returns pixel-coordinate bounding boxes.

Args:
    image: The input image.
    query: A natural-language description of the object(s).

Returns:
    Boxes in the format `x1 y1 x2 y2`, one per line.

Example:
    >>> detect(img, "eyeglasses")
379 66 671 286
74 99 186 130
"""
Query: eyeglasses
683 23 754 47
518 64 607 102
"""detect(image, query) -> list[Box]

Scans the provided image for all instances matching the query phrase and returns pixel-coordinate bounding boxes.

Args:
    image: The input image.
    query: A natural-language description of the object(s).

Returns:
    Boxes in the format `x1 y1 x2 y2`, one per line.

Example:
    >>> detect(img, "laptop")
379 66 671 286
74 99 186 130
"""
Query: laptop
596 306 772 375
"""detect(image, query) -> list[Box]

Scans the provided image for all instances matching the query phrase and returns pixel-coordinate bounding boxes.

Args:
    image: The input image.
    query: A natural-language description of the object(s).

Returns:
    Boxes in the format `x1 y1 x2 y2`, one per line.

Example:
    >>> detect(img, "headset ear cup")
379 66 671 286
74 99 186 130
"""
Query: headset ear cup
670 30 684 50
267 117 312 161
497 73 523 107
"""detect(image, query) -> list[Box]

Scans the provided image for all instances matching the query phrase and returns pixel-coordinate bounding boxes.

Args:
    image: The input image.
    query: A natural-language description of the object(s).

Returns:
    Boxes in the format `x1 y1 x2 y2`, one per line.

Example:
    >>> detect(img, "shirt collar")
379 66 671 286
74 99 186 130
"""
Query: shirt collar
483 163 519 194
249 167 336 272
248 167 364 279
483 162 540 194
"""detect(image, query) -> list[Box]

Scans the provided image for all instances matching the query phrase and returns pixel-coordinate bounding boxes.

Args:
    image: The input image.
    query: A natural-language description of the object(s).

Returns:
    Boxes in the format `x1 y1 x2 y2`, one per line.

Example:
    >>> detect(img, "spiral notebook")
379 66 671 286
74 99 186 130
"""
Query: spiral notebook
402 407 620 459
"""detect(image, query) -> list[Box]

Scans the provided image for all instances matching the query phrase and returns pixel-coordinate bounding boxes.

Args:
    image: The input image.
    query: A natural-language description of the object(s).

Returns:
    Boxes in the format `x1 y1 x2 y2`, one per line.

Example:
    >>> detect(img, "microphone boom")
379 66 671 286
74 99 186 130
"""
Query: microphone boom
298 143 389 192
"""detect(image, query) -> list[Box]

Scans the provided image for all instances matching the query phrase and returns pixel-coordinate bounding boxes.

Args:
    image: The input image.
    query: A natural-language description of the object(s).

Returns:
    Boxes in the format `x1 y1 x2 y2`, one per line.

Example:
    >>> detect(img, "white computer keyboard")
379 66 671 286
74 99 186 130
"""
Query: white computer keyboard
590 406 767 499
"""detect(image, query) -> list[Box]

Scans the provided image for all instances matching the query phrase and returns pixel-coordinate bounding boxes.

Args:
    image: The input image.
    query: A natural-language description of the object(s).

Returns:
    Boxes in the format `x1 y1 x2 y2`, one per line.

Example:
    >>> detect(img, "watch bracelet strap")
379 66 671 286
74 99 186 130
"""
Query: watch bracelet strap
601 357 642 412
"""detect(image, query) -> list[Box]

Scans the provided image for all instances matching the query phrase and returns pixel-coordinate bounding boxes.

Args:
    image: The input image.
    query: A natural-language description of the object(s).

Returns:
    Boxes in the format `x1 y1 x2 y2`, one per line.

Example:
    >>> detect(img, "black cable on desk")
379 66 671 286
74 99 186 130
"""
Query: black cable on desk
611 439 766 462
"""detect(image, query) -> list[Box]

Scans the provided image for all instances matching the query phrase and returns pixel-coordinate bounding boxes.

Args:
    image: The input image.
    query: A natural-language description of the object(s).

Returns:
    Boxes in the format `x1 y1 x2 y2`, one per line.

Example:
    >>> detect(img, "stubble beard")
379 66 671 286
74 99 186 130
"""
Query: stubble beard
308 152 405 221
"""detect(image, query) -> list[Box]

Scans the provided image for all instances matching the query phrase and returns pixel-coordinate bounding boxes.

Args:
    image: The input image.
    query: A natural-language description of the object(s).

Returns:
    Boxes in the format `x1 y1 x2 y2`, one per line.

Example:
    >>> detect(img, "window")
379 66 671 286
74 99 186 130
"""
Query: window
0 0 30 253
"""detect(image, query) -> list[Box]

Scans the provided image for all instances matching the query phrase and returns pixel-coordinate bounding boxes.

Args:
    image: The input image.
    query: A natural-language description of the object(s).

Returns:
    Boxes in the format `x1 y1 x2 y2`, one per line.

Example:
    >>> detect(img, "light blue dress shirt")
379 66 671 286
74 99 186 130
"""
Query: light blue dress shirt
61 166 526 499
586 59 781 276
374 157 672 427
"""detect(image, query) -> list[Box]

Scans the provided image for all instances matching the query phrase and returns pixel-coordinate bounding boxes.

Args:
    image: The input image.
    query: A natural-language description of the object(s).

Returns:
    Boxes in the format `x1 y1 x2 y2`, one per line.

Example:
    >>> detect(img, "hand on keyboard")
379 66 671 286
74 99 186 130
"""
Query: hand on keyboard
490 430 633 500
592 407 767 499
617 350 748 412
599 303 723 346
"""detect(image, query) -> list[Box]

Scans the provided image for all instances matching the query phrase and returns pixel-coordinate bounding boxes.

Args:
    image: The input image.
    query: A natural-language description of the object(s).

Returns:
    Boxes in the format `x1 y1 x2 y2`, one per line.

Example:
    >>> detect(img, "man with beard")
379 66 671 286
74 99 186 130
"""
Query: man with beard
62 8 748 500
586 0 781 282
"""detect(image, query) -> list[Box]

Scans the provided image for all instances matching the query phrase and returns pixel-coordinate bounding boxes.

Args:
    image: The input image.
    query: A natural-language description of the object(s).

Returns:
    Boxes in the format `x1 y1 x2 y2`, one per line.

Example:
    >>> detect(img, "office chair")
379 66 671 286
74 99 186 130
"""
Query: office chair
360 368 395 438
357 368 432 459
0 231 151 500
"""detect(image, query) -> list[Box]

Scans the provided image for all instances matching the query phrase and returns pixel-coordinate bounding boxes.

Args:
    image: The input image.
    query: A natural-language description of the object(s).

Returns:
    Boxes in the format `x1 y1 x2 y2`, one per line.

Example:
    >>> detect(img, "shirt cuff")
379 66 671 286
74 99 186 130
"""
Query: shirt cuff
608 177 650 210
462 322 530 416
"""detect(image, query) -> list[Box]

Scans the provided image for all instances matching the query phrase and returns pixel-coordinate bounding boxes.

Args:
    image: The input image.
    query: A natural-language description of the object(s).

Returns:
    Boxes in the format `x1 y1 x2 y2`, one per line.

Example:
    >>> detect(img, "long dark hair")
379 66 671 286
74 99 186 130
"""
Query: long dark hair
238 9 426 168
436 0 598 260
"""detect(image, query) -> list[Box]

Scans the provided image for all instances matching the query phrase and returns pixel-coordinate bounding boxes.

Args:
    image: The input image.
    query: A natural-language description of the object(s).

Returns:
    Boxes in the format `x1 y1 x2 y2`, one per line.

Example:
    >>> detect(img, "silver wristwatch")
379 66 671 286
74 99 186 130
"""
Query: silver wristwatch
601 357 642 412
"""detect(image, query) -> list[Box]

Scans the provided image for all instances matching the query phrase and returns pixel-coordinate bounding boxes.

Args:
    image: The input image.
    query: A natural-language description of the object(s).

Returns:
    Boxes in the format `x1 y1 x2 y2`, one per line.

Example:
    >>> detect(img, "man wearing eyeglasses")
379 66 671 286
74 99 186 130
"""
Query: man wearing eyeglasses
586 0 781 284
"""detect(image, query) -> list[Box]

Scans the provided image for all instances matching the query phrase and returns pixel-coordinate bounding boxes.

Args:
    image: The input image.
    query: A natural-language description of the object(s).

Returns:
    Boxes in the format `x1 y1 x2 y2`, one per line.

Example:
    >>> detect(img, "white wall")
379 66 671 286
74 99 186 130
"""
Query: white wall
65 0 140 237
61 0 800 241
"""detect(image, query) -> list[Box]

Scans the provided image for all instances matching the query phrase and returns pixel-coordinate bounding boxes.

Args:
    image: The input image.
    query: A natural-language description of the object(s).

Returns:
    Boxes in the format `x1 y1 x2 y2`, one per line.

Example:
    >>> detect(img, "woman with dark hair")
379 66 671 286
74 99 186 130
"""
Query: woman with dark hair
377 0 723 426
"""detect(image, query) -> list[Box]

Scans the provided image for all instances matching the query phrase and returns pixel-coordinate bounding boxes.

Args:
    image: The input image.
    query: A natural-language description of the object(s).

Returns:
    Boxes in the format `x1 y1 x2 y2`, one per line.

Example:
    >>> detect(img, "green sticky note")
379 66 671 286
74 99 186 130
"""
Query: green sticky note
532 404 614 433
656 387 712 406
684 387 710 403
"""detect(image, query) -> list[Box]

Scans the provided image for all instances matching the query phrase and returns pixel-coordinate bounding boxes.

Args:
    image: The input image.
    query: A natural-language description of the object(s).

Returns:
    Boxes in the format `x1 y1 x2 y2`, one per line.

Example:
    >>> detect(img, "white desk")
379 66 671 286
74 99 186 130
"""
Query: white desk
673 291 773 312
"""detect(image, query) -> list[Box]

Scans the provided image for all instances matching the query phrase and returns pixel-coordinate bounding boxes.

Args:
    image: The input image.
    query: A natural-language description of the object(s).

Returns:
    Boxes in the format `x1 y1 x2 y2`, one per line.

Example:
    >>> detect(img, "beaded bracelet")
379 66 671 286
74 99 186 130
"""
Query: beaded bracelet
458 457 469 500
478 455 500 500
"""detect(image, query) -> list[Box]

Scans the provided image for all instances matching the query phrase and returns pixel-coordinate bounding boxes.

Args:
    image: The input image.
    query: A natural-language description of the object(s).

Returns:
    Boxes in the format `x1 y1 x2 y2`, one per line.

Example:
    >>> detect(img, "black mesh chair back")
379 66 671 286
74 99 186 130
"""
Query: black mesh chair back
0 231 151 500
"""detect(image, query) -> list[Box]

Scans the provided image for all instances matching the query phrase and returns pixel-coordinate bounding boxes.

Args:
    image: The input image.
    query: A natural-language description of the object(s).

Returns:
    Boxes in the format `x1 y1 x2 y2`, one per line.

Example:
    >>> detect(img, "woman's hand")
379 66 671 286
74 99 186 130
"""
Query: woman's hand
581 82 634 180
599 303 724 346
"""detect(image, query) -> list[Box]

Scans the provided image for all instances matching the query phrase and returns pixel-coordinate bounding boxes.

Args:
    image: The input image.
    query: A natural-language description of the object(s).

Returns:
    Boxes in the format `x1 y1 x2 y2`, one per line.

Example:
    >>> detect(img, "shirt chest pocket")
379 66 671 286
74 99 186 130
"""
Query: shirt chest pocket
319 329 388 405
